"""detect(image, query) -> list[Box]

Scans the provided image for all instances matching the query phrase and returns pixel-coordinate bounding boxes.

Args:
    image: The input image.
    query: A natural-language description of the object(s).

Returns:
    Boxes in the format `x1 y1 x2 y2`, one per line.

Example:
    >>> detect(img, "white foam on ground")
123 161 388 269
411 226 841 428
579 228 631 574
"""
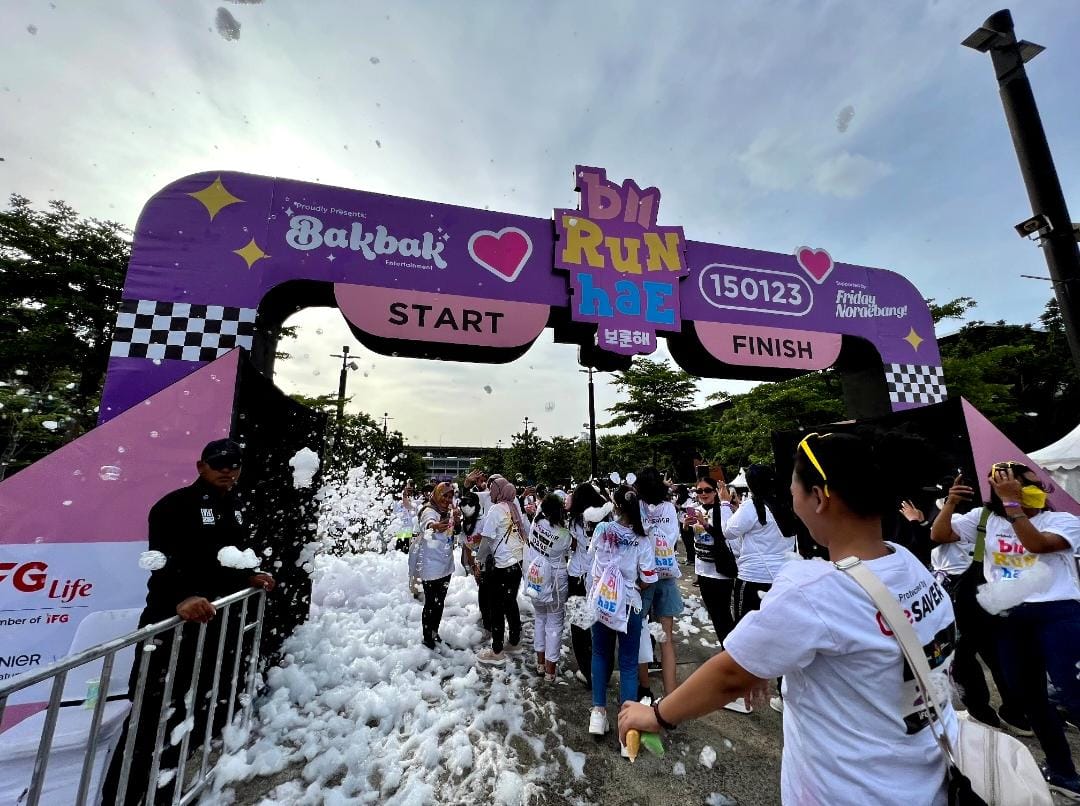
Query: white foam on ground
205 478 574 804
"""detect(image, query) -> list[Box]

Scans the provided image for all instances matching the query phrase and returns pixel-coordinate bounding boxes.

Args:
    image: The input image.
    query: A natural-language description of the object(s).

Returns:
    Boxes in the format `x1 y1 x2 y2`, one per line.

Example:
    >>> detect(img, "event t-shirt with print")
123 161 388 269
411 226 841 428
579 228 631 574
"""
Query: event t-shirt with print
951 509 1080 602
412 505 456 581
723 498 794 583
640 500 681 579
723 544 958 806
479 501 525 569
693 503 735 581
567 520 593 578
588 521 657 611
525 516 572 572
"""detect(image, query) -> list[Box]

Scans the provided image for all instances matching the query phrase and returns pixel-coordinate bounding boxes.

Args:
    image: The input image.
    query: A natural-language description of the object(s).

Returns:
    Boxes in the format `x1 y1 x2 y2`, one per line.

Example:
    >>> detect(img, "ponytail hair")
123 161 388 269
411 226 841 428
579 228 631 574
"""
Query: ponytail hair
612 483 646 537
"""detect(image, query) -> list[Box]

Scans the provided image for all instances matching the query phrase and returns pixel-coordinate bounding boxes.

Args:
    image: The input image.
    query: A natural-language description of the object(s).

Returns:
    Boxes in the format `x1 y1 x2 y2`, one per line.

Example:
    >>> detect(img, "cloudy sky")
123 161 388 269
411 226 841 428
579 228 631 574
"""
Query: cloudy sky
3 1 1079 446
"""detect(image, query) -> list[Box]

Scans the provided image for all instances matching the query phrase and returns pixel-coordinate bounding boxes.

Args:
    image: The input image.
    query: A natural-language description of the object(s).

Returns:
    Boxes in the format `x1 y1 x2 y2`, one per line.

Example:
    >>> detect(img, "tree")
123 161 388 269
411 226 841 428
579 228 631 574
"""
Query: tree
704 371 844 468
289 393 425 483
604 358 699 466
0 195 129 475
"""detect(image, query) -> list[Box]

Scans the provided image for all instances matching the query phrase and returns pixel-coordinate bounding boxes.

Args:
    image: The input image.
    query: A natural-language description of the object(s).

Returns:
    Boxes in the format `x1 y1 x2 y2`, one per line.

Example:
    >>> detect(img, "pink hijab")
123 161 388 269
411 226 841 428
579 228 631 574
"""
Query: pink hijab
488 477 525 540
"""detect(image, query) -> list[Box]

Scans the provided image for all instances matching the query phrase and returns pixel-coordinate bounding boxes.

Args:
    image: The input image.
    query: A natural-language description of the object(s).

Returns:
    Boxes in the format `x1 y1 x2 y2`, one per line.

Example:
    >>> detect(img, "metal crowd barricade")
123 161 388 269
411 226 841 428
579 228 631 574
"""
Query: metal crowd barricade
0 587 267 806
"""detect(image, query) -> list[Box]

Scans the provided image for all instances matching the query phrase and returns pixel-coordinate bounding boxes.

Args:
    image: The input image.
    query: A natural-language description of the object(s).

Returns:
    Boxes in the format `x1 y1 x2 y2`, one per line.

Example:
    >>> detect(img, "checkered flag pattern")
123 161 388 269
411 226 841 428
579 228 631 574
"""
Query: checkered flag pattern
110 299 256 362
884 363 947 405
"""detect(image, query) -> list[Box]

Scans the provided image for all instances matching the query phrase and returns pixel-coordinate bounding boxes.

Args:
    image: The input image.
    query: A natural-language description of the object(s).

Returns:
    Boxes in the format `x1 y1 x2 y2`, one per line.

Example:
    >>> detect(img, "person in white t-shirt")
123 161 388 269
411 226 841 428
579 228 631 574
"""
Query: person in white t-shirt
723 464 796 623
635 467 684 698
525 494 573 682
475 476 527 666
411 483 458 650
931 461 1080 796
588 483 657 747
566 482 612 688
619 432 960 805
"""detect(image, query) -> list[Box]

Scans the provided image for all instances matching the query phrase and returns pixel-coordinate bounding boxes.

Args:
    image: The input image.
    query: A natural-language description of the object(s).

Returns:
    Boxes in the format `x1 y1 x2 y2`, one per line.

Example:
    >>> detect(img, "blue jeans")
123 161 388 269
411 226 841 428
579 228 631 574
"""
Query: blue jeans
996 598 1080 776
591 607 643 708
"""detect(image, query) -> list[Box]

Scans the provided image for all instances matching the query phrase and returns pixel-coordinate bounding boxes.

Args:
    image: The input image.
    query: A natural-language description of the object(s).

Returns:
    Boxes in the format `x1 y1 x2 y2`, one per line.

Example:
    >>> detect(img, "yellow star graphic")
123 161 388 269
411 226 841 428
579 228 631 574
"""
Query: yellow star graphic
903 326 924 351
233 238 269 270
187 176 244 221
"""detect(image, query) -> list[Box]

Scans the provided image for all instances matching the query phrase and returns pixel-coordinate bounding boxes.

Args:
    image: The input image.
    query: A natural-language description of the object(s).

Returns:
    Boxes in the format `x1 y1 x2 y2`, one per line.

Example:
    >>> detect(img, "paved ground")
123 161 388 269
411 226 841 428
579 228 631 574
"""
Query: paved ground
226 555 1078 805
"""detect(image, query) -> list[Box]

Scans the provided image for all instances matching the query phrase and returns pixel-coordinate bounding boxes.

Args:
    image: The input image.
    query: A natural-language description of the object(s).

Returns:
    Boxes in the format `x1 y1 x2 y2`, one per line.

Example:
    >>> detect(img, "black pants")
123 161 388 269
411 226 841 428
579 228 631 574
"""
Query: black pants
733 579 771 624
422 575 451 646
489 563 522 653
477 570 494 632
947 570 1027 726
680 526 696 565
101 619 240 805
567 574 592 683
698 576 735 646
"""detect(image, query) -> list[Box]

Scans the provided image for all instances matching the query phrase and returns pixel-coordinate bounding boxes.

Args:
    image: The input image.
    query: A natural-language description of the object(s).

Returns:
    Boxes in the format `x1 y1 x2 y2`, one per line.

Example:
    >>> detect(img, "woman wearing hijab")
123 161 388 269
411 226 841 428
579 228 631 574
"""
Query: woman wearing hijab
413 482 457 650
475 476 527 665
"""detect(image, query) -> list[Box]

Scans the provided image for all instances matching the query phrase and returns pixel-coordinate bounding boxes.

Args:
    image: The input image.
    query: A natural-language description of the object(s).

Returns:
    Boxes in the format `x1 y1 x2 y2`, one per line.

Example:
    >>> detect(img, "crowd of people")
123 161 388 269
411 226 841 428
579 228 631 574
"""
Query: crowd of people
395 434 1080 803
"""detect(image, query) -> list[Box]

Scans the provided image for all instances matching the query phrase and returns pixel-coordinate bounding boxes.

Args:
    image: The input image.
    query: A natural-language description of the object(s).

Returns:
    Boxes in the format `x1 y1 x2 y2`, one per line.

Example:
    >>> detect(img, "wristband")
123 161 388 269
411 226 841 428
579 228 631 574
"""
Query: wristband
918 520 929 527
720 502 732 508
653 699 677 731
1002 501 1021 509
1006 513 1028 524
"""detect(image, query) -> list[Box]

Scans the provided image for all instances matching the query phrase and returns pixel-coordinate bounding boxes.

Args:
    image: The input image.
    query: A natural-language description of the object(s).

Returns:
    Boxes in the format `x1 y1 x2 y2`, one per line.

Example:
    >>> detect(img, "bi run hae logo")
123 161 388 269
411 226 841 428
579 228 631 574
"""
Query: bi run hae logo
554 166 688 356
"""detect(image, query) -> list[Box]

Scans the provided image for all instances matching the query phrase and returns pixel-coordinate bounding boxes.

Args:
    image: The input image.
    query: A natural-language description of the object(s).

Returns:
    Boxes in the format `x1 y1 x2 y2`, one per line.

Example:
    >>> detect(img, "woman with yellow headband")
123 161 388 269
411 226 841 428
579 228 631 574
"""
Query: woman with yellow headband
619 432 961 804
932 461 1080 798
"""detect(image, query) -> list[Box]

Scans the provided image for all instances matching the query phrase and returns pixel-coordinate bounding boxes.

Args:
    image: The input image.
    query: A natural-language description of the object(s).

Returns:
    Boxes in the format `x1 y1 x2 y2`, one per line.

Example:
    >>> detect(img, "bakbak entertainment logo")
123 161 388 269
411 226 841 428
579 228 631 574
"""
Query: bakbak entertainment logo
0 560 94 605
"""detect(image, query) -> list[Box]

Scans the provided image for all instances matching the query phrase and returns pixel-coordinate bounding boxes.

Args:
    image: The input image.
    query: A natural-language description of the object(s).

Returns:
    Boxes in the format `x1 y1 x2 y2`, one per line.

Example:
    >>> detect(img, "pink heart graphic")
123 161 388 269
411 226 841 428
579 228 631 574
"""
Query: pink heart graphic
795 246 834 284
468 227 533 283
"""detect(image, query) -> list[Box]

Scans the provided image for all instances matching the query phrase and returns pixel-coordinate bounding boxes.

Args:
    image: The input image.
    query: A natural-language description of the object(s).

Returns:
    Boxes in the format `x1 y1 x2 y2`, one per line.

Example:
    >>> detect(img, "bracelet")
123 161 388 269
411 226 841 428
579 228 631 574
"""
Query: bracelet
918 520 929 527
653 699 677 731
1002 501 1022 509
720 502 732 508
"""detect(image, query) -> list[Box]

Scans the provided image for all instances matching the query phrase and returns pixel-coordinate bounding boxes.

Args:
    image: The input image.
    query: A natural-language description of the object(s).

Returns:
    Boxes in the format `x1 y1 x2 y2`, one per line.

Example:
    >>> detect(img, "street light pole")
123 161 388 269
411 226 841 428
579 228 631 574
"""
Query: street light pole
963 9 1080 371
382 412 393 436
329 345 354 449
579 366 599 479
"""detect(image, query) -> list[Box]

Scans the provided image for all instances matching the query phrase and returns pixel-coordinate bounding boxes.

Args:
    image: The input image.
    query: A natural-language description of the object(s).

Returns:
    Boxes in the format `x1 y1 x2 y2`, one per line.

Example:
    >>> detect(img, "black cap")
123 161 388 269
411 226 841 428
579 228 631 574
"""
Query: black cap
201 438 243 468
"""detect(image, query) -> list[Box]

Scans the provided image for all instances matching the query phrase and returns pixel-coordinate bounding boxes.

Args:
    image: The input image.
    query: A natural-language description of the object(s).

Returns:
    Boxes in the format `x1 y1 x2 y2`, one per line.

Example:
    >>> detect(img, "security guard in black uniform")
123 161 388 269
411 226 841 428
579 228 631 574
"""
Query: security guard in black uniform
102 439 275 805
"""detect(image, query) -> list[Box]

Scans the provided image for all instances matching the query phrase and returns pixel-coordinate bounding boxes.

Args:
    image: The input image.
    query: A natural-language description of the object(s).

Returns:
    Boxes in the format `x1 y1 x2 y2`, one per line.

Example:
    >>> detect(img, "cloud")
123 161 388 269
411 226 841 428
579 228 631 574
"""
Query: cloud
738 130 892 199
813 151 893 198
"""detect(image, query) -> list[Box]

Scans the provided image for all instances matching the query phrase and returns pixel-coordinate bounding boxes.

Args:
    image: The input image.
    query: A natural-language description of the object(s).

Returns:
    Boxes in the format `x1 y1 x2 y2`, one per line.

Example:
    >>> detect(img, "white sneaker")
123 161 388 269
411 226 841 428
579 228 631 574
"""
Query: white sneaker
536 662 545 674
544 672 556 684
723 697 753 714
504 642 524 654
588 707 609 735
476 649 507 666
770 696 784 714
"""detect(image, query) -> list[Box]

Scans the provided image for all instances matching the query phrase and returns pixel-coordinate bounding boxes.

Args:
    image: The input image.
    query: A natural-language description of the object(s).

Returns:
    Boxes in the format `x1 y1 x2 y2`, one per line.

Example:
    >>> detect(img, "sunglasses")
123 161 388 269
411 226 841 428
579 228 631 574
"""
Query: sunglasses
797 432 830 497
695 487 715 494
991 462 1043 487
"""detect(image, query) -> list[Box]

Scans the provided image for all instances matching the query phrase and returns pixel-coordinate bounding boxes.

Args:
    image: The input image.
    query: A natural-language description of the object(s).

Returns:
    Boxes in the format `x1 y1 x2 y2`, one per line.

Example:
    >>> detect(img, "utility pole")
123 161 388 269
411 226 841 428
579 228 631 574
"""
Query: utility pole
963 9 1080 371
329 345 355 448
579 366 599 479
382 412 393 436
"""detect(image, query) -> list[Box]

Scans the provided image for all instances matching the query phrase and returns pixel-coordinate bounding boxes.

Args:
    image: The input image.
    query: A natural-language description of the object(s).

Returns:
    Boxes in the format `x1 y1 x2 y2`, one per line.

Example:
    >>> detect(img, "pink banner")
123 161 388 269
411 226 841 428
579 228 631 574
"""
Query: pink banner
334 284 549 349
695 322 841 370
962 398 1080 515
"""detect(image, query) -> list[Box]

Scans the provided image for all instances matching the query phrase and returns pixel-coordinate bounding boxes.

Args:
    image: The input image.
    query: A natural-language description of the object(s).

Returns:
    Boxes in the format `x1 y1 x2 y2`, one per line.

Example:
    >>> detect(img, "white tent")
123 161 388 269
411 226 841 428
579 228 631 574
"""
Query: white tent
1029 424 1080 501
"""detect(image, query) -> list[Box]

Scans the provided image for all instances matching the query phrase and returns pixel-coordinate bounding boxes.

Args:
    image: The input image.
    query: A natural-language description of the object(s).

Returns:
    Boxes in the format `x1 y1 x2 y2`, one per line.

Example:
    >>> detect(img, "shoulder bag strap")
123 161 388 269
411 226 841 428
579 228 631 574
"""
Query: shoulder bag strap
973 507 991 562
834 556 958 767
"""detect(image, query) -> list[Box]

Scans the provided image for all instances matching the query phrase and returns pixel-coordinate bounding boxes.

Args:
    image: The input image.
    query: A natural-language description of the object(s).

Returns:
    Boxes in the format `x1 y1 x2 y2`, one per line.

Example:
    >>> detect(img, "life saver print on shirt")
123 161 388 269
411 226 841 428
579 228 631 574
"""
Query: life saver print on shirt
874 576 957 735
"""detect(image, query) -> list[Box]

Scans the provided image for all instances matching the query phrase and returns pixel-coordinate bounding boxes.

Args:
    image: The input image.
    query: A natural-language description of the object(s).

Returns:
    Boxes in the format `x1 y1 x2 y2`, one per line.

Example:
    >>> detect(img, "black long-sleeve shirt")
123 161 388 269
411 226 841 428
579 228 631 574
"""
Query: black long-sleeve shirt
140 478 254 625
